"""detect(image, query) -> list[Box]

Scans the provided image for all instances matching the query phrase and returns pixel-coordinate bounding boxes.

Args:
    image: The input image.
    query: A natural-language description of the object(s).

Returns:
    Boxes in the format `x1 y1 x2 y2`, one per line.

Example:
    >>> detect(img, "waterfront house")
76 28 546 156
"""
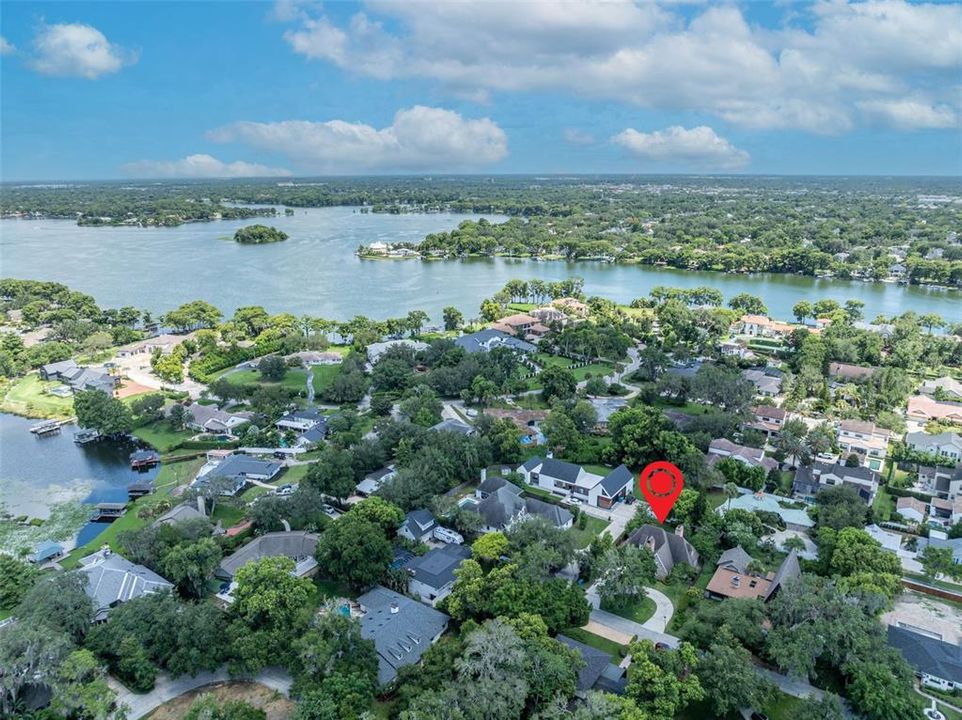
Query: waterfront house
152 498 208 527
194 454 281 496
366 339 429 364
737 314 795 339
519 457 632 508
78 549 174 621
454 329 537 354
29 541 64 564
357 586 449 685
175 402 250 435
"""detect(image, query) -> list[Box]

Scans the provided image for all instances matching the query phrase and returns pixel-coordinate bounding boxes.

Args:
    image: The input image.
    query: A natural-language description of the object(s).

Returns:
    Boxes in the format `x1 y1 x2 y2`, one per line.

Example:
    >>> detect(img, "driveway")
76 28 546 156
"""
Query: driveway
586 608 681 649
585 583 674 633
582 500 637 542
109 666 293 719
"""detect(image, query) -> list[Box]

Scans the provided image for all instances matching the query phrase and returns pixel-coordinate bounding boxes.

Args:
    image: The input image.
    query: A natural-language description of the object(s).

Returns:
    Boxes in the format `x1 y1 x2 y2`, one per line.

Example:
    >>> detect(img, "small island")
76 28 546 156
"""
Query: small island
233 224 288 244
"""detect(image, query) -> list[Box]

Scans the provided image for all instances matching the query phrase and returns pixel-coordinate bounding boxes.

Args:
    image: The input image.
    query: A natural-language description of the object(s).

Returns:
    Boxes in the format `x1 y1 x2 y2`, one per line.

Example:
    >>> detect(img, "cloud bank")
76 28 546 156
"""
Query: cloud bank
121 154 292 179
613 126 750 170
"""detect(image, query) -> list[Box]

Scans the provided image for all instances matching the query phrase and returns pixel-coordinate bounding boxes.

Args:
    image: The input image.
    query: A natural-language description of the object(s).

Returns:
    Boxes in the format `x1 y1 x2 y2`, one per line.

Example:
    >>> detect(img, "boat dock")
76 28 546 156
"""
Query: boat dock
90 502 128 522
127 481 154 499
74 429 102 444
30 419 66 436
129 449 161 469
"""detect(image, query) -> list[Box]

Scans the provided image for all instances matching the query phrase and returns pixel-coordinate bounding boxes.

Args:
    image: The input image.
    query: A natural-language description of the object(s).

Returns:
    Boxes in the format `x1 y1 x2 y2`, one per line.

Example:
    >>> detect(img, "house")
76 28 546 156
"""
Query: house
865 524 903 553
174 402 250 435
39 359 80 381
530 306 567 324
194 454 282 496
626 525 700 580
519 457 632 508
920 377 962 401
929 496 962 528
556 634 627 697
792 462 880 504
286 350 343 367
837 420 891 470
907 396 962 423
429 418 475 436
276 407 327 433
454 329 537 354
357 466 398 496
357 586 449 685
151 498 207 527
40 359 119 395
741 368 783 397
906 432 962 462
402 543 472 606
29 541 64 564
704 546 800 602
295 424 328 449
722 490 815 531
490 313 549 342
737 314 795 338
78 549 174 621
589 397 628 431
116 333 193 357
398 509 436 543
550 297 589 316
217 531 319 581
896 497 927 524
887 625 962 692
749 405 788 437
707 438 778 474
469 481 573 532
917 531 962 565
918 464 962 500
854 321 895 338
829 363 877 382
721 339 754 360
367 340 429 364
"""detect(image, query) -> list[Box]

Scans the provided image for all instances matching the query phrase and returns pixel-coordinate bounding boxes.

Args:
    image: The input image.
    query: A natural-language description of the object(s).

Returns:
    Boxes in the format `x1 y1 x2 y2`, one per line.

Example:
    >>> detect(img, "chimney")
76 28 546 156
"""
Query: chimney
480 467 487 483
674 524 685 538
644 535 656 552
390 602 400 614
197 495 207 516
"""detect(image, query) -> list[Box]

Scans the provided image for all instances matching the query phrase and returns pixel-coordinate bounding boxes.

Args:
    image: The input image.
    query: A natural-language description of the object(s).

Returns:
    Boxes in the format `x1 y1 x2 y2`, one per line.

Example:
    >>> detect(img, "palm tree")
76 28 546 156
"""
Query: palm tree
724 482 739 510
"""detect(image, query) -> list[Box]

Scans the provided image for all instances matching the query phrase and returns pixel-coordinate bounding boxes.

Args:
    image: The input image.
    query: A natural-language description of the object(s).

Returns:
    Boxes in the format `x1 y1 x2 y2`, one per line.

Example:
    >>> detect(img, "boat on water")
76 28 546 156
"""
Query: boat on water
129 449 161 469
74 429 102 444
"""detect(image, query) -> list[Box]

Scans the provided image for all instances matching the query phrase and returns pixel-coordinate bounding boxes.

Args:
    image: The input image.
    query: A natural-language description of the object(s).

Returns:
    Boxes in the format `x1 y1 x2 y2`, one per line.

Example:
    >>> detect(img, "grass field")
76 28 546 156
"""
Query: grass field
310 364 341 395
561 626 628 659
60 456 206 568
873 485 896 522
567 514 611 548
0 374 75 418
222 368 309 393
601 594 657 624
531 353 614 383
132 420 194 452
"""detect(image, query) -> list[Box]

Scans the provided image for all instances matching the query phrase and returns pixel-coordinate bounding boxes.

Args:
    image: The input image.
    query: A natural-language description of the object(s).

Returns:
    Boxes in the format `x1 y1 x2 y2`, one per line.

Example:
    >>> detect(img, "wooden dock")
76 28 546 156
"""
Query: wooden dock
90 502 128 522
29 418 77 436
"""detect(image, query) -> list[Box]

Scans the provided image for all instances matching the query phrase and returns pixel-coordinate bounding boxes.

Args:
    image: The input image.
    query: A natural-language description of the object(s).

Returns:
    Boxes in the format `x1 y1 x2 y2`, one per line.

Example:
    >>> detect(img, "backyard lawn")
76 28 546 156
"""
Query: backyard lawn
132 420 194 452
60 456 206 568
310 364 342 396
222 368 310 393
567 514 610 548
601 594 656 624
872 486 896 522
0 374 74 418
531 353 614 383
560 626 628 659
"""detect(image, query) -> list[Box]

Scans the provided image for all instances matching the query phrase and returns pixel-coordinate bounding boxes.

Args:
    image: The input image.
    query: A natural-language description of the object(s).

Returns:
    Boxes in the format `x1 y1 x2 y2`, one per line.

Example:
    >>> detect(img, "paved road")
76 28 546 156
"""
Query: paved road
109 666 293 719
587 608 681 648
585 584 674 633
582 500 636 542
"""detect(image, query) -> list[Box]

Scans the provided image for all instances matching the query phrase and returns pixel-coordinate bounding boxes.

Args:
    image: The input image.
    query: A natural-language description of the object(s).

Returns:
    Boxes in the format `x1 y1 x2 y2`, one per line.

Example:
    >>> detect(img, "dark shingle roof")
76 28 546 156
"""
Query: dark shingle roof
557 634 611 691
887 625 962 685
403 544 471 590
716 546 753 574
600 465 633 497
765 550 800 601
536 457 582 484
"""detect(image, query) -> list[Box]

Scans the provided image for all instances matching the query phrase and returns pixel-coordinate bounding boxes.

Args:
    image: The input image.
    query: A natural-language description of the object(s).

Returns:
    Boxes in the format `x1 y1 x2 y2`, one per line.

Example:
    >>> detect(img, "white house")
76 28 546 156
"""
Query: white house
403 544 472 607
907 432 962 462
518 457 632 509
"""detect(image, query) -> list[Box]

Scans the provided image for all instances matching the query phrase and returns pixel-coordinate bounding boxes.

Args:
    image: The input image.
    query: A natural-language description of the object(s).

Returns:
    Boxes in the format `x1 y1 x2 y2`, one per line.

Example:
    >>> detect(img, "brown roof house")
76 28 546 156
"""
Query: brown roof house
705 546 800 602
627 524 700 580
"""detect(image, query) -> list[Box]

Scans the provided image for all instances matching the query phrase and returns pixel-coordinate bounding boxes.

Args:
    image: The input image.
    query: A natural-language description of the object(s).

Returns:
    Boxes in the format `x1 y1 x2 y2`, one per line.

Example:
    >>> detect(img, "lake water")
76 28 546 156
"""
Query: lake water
0 413 158 546
2 207 960 322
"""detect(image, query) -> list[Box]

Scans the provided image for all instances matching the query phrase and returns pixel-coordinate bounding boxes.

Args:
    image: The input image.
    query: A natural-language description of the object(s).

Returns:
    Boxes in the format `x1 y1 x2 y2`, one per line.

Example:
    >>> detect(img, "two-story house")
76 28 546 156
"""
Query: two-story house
837 420 892 471
519 457 633 509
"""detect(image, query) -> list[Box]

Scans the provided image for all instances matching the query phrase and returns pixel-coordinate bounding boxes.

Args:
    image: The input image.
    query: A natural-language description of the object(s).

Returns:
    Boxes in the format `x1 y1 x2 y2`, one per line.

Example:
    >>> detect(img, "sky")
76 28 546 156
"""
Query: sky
1 0 960 181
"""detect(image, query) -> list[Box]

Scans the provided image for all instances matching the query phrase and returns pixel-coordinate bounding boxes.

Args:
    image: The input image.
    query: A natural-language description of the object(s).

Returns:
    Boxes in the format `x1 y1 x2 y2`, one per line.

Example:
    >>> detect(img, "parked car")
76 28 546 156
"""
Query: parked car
322 504 337 516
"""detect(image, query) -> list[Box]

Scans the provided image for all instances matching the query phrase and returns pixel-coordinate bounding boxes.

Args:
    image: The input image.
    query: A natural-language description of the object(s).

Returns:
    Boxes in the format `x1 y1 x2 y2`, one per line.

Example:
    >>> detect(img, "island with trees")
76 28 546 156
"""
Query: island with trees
233 224 288 245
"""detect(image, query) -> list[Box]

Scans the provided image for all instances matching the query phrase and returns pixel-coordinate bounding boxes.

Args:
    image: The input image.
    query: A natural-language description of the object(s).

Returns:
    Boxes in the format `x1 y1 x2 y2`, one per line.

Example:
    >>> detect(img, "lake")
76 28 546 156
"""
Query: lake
0 412 158 549
1 206 959 322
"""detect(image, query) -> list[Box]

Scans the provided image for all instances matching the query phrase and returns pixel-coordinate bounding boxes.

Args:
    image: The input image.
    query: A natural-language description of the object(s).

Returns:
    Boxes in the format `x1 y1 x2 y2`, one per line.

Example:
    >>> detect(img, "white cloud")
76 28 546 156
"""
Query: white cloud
121 154 292 179
207 106 508 172
857 99 958 130
279 0 961 134
564 128 596 146
613 126 750 170
29 23 136 79
0 36 15 55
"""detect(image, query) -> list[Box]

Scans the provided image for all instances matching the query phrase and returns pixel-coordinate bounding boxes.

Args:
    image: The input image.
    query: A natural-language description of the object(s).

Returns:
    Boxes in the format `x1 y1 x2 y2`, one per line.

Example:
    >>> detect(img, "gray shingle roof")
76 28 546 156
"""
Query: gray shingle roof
765 550 801 601
600 465 633 497
152 502 206 527
557 634 611 692
403 543 471 591
887 625 962 685
628 525 700 577
429 419 474 435
218 531 319 579
357 586 449 685
453 329 536 354
78 550 173 621
401 509 436 537
716 546 753 574
536 457 583 484
209 455 281 480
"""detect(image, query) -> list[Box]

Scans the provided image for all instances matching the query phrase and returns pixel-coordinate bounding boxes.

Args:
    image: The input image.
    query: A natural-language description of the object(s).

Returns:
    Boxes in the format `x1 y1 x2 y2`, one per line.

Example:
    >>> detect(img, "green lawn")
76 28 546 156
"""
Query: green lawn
223 368 309 393
560 626 628 659
211 504 246 527
60 457 206 568
649 397 712 416
873 486 896 522
132 420 193 452
0 374 75 418
567 514 611 548
531 353 614 384
601 594 656 624
310 364 341 395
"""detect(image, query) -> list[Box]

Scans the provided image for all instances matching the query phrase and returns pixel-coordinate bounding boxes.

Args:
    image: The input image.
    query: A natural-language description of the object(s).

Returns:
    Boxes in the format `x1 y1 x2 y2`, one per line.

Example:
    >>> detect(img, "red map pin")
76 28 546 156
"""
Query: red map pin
638 461 684 524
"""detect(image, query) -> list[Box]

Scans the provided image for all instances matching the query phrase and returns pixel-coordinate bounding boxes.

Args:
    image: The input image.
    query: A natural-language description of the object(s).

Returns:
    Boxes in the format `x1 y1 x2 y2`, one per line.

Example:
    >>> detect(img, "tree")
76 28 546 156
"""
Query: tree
472 532 510 564
792 301 813 323
540 365 577 405
348 496 405 533
16 571 95 644
406 310 430 336
306 448 356 501
258 355 287 381
845 658 920 720
399 384 443 427
541 409 582 456
596 544 656 608
625 640 704 720
0 623 72 717
115 635 157 692
442 306 464 331
74 389 134 436
919 545 959 581
231 556 313 631
796 695 846 720
161 538 222 599
315 515 393 591
0 555 38 610
728 293 767 315
697 629 774 717
815 485 868 531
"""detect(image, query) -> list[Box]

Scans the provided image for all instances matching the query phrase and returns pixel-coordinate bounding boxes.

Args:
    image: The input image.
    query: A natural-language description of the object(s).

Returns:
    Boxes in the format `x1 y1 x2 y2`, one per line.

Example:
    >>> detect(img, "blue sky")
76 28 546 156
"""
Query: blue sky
1 0 960 180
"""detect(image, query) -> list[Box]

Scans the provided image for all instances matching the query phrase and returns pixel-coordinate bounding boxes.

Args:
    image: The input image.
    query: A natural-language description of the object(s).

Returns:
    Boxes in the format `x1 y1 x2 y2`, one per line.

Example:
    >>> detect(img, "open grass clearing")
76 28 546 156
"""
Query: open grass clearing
0 374 74 419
